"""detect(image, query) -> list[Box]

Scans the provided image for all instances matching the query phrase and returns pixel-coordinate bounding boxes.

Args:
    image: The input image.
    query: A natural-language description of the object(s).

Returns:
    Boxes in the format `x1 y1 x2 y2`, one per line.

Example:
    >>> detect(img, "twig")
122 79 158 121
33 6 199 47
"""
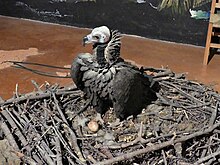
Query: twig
87 155 97 164
99 147 113 159
1 110 29 148
5 108 24 130
55 137 63 165
1 110 42 163
194 150 220 164
52 92 69 124
153 69 173 78
107 129 199 150
63 123 86 163
107 122 145 149
95 122 220 165
209 103 218 126
162 81 214 111
15 83 19 98
0 121 19 150
35 145 55 165
31 80 43 92
51 118 84 164
155 131 168 165
52 92 85 163
0 86 80 106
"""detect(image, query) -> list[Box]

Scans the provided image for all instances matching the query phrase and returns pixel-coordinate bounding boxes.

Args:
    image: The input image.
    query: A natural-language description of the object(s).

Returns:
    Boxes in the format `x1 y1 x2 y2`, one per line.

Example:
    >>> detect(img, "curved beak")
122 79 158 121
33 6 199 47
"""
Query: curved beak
82 36 89 47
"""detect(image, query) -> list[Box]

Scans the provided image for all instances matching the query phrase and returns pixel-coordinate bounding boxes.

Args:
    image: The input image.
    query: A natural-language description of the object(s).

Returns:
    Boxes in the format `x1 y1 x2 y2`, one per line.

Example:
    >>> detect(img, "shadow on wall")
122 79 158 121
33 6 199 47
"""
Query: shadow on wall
0 0 211 46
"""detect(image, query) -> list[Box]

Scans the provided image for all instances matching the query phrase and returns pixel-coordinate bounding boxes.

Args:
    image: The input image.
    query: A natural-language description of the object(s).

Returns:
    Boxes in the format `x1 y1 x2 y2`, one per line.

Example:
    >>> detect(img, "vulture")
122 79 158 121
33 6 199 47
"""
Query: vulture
71 26 158 119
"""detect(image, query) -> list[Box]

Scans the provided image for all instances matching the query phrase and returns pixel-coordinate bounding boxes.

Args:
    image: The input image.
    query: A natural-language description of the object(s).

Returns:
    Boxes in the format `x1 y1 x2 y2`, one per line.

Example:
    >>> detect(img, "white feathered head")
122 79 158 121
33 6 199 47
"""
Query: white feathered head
83 26 111 46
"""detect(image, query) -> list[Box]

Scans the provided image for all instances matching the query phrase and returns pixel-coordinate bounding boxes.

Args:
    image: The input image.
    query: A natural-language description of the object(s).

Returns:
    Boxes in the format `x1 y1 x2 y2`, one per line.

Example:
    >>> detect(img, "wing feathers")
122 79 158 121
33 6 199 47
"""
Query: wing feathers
71 28 157 119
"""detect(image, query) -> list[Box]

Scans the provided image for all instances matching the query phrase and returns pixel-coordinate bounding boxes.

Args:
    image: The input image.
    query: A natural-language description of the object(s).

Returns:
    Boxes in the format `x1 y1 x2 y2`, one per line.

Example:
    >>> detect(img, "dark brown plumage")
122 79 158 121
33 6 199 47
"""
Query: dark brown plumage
71 26 158 119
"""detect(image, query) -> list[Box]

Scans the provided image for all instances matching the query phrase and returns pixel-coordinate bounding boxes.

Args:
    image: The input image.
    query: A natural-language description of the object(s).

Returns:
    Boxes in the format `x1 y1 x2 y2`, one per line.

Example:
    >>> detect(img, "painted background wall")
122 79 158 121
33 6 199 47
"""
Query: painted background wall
0 0 211 46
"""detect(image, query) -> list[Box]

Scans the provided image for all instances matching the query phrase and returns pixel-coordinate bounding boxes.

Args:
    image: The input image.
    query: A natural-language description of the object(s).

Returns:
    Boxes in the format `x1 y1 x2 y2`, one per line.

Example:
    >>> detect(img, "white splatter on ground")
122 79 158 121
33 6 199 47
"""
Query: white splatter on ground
0 48 41 69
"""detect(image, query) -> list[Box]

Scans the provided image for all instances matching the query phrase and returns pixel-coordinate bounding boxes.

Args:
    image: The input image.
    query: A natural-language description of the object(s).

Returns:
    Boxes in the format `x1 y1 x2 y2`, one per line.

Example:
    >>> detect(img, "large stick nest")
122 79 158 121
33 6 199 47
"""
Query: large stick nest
0 67 220 165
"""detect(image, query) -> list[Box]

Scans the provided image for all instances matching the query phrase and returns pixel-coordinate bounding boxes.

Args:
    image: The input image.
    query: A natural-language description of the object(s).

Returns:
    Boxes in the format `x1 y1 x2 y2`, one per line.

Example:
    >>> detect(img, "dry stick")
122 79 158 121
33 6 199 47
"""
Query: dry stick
10 104 47 165
174 84 203 93
96 140 174 165
87 155 97 164
142 67 170 72
173 80 206 92
16 105 56 160
1 110 29 148
9 150 38 165
51 118 83 164
184 102 210 109
88 143 108 159
53 93 86 163
156 93 181 107
159 82 214 116
95 122 220 165
200 146 208 160
67 156 76 165
0 87 81 106
16 105 56 161
21 156 38 165
63 123 87 163
11 108 27 127
5 108 23 130
153 69 173 78
107 129 199 150
34 131 56 159
35 126 53 143
31 80 43 92
194 150 220 164
6 105 55 163
154 76 171 81
0 121 19 150
209 103 218 126
204 139 219 164
99 147 113 159
197 141 220 151
55 137 63 165
15 83 19 98
155 131 168 165
0 110 42 163
35 145 55 165
18 114 53 162
52 126 82 164
162 81 214 109
107 122 146 150
52 93 68 124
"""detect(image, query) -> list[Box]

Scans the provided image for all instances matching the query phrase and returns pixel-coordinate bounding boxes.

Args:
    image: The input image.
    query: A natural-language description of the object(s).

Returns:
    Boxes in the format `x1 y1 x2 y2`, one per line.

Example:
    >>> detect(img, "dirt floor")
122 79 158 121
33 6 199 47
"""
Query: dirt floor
0 15 220 100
